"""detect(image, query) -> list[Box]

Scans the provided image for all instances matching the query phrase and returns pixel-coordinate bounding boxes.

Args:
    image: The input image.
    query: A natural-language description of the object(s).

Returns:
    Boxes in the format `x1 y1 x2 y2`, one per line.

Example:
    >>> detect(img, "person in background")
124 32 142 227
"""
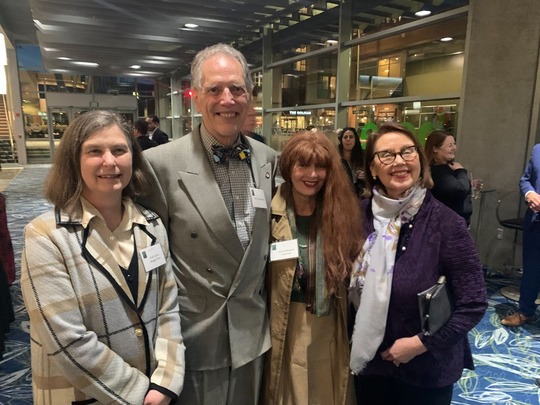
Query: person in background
134 118 158 151
262 130 361 404
241 105 265 143
338 127 366 198
146 115 169 144
501 143 540 327
21 110 185 405
349 123 487 405
425 130 472 225
140 43 277 405
0 191 15 285
0 191 15 359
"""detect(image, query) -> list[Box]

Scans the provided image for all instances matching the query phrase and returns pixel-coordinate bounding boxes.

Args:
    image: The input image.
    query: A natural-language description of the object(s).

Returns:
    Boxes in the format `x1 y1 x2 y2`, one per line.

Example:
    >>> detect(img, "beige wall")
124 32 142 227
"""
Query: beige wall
405 55 464 96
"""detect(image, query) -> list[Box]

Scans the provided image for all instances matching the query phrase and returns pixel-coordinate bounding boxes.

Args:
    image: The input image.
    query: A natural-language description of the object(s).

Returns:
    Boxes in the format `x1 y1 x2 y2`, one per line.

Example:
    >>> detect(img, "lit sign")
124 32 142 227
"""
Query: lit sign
289 110 311 116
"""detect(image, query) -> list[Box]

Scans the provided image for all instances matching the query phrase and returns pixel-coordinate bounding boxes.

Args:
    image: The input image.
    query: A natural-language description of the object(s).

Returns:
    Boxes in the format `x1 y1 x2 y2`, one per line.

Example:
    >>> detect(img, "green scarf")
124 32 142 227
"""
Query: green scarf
286 196 331 317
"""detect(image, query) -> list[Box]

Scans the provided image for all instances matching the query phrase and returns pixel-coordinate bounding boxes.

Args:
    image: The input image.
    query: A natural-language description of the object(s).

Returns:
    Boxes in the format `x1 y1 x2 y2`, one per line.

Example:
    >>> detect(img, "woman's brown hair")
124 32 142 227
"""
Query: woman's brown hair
425 130 453 164
363 122 433 197
280 130 363 292
45 110 149 213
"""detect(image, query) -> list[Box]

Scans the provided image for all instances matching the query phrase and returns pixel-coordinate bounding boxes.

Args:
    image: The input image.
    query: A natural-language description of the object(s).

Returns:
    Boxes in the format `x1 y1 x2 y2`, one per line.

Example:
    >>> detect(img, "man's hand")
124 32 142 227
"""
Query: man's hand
526 191 540 213
380 335 427 367
143 390 171 405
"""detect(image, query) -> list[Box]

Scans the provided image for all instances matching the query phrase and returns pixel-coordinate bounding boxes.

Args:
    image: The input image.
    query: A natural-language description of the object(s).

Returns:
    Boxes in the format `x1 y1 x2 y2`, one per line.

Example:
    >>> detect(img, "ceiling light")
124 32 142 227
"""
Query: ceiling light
440 37 453 42
72 61 99 67
58 57 71 60
184 23 198 28
130 65 141 69
326 39 338 45
415 10 431 17
145 60 168 65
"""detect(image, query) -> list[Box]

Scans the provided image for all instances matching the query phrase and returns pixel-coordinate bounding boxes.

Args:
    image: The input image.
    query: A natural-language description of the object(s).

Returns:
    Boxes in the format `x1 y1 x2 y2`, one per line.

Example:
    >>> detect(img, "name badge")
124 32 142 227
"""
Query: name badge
270 239 299 262
140 244 166 272
250 187 267 209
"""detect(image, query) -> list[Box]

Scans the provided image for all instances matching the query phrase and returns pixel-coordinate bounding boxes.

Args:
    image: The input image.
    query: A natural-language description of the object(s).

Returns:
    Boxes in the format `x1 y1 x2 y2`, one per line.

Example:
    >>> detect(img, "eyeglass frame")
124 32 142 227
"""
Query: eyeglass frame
373 145 419 165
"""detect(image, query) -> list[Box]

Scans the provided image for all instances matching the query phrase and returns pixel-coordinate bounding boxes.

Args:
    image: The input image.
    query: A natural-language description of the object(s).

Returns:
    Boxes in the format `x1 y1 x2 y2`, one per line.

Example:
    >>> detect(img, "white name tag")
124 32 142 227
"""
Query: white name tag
140 244 166 272
270 239 299 262
250 187 267 209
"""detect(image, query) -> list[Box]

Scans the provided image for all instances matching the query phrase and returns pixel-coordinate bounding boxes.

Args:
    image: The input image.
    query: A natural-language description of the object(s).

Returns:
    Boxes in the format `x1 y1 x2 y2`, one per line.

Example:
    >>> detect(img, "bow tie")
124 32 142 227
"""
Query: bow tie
212 144 251 165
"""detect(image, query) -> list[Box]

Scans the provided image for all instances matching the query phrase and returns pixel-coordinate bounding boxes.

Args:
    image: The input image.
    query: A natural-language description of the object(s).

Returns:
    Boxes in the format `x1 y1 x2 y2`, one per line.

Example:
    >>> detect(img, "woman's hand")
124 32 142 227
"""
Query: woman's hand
449 161 464 170
380 335 427 366
143 390 171 405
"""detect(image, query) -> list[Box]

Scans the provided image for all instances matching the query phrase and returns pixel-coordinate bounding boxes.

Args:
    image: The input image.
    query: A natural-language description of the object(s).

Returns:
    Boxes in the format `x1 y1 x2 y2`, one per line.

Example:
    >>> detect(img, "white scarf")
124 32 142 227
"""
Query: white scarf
349 185 426 374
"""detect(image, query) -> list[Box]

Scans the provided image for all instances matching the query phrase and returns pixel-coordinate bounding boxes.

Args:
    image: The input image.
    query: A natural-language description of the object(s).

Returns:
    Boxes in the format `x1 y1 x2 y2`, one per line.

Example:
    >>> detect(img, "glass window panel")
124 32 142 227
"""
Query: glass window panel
270 108 337 152
346 98 459 145
349 16 467 102
278 51 338 108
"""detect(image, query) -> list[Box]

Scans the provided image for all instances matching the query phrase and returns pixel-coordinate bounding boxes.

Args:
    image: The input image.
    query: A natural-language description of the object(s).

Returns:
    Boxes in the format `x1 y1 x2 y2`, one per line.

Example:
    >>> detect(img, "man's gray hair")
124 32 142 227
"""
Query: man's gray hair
190 43 253 96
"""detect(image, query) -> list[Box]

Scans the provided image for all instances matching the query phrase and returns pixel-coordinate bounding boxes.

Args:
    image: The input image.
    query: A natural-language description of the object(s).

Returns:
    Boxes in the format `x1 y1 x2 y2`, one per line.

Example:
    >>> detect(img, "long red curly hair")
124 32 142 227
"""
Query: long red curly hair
280 130 364 292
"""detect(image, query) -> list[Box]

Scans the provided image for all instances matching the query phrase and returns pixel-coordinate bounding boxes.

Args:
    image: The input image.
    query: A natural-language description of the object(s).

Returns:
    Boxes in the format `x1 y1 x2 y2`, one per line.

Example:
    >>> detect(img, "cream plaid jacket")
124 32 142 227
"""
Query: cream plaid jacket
21 199 185 405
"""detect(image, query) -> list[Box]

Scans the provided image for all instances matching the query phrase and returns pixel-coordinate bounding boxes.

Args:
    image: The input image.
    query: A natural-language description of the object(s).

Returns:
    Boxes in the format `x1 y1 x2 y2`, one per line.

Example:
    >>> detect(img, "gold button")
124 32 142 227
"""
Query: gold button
134 328 143 337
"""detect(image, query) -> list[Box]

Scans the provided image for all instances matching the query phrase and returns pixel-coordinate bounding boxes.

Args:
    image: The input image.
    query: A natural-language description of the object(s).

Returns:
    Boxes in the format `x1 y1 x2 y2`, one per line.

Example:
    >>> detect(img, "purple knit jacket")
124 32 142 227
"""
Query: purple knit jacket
359 191 488 388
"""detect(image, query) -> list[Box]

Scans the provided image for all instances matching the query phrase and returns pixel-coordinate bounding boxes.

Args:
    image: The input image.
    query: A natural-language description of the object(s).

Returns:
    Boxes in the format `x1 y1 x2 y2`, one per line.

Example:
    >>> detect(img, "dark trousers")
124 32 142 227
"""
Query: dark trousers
356 375 453 405
519 210 540 316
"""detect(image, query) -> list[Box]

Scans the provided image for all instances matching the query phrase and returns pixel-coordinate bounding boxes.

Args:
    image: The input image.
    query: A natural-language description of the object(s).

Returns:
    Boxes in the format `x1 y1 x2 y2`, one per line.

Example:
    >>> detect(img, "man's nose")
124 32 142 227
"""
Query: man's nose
220 87 235 104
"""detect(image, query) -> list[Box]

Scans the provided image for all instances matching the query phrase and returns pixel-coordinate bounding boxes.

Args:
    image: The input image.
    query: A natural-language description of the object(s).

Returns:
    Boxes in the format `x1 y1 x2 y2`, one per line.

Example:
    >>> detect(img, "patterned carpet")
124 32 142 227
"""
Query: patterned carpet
0 165 51 405
0 165 539 404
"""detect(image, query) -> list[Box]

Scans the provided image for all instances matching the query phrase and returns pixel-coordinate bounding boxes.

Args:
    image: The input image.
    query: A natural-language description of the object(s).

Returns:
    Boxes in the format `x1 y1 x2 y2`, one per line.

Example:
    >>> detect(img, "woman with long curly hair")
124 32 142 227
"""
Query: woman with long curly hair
261 130 363 405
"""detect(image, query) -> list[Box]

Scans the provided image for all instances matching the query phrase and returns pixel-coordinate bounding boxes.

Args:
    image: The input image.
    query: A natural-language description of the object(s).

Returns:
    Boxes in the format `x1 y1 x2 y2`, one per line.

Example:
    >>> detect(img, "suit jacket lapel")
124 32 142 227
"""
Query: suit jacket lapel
134 224 154 308
179 132 244 261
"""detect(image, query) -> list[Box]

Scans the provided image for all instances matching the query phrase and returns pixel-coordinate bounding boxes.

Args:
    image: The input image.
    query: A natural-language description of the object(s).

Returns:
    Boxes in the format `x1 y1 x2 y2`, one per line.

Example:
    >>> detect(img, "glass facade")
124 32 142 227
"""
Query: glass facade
12 0 470 161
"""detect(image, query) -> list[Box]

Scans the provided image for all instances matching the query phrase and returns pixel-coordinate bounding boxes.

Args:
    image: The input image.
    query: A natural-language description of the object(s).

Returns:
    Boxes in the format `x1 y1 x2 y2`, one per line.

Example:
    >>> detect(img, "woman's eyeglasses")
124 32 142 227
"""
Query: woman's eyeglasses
373 146 418 165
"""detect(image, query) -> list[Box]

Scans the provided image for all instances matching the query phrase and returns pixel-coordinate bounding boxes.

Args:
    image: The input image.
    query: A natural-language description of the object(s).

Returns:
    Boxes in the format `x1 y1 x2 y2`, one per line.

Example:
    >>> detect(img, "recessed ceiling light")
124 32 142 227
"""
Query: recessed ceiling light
415 10 431 17
184 23 198 28
440 37 453 42
58 57 71 61
130 65 141 69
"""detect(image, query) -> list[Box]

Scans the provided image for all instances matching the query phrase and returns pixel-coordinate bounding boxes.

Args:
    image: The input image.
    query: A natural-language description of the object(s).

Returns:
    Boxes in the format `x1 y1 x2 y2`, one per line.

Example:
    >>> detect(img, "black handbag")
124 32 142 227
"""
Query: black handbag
417 275 453 336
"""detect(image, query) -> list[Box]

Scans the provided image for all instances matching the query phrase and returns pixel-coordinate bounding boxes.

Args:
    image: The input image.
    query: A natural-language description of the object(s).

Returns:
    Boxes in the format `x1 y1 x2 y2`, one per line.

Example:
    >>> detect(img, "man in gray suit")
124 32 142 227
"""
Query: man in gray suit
140 43 277 404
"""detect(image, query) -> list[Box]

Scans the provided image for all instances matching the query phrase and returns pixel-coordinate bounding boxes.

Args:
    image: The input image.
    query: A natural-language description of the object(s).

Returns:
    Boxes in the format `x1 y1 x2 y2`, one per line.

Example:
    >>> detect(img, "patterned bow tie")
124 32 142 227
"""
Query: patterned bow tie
212 144 251 165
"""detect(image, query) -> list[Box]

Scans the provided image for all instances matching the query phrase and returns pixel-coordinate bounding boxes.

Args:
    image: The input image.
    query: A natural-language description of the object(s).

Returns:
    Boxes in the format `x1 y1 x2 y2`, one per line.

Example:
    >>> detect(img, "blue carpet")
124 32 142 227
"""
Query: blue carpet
0 165 51 405
0 165 539 404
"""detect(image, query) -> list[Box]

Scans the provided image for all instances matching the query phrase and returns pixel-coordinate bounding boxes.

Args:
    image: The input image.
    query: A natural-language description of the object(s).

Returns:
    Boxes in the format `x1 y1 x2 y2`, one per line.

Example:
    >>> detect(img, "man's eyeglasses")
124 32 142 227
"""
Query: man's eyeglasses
373 145 418 165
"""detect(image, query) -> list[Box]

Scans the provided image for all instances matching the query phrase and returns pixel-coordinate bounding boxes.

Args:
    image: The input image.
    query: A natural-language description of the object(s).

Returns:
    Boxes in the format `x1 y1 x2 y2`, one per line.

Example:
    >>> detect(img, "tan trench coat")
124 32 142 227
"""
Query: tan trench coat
261 184 353 405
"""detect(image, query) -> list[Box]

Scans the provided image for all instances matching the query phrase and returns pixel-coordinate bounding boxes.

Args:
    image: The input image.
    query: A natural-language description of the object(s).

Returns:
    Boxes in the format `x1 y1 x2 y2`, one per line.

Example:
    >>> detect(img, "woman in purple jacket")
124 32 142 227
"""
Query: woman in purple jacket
349 123 487 405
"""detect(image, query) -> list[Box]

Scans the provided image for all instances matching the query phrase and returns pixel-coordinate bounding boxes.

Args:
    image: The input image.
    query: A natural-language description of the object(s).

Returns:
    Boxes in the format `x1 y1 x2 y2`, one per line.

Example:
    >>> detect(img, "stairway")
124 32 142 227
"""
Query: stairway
0 95 17 165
